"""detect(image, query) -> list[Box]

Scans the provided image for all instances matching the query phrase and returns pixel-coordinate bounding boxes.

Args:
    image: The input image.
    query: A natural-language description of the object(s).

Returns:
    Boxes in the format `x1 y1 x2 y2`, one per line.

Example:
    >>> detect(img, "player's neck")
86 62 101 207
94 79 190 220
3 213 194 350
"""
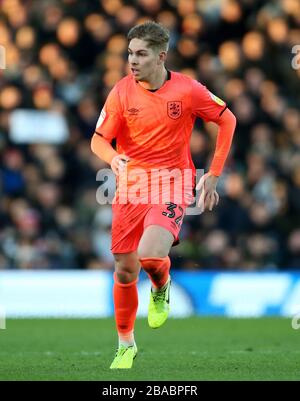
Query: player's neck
138 67 168 90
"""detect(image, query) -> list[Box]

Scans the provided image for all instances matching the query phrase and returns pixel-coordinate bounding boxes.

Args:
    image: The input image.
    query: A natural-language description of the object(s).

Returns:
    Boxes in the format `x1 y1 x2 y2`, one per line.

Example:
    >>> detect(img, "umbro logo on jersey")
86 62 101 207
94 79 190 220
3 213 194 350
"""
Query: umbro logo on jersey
128 108 140 115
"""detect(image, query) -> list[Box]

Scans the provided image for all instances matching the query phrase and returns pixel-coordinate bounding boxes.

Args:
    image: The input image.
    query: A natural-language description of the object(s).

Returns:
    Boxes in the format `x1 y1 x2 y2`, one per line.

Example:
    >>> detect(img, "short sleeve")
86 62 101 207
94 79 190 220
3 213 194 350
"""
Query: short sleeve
191 80 227 123
95 86 123 141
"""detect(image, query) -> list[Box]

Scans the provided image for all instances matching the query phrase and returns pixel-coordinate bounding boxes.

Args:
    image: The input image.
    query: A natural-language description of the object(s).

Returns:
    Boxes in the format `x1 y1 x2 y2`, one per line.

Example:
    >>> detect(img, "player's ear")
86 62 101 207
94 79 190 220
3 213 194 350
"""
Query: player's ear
158 51 167 65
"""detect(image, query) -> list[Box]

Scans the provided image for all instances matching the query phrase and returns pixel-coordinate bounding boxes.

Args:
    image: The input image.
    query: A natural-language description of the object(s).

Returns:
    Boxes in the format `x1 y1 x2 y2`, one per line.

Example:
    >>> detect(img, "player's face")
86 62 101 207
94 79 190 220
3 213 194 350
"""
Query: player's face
128 38 163 81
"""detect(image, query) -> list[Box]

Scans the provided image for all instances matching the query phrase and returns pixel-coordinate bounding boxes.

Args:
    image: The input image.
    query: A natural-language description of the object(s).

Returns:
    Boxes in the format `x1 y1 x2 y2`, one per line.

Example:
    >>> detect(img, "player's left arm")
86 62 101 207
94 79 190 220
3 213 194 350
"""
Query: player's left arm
196 107 236 211
191 80 236 211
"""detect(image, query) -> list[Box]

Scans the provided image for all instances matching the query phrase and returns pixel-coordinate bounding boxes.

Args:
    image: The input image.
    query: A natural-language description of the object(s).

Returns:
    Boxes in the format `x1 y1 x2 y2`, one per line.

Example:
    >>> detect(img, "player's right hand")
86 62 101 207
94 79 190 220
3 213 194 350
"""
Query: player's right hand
110 154 130 176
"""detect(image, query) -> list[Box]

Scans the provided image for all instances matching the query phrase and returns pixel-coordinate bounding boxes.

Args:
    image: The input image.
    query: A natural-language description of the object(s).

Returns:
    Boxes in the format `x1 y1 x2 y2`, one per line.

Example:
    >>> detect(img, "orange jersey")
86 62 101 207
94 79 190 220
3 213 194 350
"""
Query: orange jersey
95 71 227 204
96 71 226 170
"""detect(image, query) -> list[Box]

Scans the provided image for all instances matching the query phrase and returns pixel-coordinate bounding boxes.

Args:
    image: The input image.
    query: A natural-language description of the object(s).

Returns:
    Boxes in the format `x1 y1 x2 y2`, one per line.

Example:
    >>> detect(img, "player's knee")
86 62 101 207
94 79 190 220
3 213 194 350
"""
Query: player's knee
114 256 139 283
115 270 138 284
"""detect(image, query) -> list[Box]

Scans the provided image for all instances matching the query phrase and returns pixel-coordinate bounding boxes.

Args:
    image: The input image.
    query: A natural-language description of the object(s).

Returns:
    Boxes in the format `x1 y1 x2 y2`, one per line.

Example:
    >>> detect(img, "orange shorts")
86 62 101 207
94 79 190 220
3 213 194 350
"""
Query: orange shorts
111 202 186 254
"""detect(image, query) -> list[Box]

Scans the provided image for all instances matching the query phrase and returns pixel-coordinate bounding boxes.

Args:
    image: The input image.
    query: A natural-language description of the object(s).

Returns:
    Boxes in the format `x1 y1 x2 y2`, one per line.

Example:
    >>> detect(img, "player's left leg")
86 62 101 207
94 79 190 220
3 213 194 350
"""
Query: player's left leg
138 224 173 286
138 225 173 328
137 202 186 328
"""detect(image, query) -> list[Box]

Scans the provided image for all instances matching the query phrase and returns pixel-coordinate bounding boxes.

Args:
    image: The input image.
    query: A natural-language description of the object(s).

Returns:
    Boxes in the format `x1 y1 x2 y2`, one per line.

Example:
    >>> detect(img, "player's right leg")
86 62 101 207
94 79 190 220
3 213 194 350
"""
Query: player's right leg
110 251 140 369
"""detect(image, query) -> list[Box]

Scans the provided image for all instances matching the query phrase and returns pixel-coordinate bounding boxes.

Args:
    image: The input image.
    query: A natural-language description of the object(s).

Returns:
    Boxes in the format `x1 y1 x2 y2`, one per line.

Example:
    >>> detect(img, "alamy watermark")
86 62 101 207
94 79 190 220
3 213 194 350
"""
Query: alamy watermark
0 305 6 330
291 309 300 330
96 167 207 215
291 45 300 70
0 45 6 69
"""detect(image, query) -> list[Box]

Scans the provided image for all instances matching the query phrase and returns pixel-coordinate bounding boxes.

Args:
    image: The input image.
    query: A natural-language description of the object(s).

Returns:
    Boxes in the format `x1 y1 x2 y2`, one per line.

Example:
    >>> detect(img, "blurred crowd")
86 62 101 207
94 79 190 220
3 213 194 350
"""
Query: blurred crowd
0 0 300 270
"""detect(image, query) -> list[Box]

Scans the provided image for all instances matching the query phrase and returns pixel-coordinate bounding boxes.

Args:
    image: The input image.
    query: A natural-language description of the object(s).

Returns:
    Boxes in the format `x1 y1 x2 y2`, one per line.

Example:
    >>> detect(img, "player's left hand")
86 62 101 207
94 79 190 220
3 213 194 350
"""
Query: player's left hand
196 172 219 212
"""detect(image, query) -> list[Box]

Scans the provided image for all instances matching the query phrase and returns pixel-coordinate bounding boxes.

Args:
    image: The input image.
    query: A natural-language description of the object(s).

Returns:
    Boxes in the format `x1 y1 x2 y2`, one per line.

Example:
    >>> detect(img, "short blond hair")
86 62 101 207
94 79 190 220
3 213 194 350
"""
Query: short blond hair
127 21 170 52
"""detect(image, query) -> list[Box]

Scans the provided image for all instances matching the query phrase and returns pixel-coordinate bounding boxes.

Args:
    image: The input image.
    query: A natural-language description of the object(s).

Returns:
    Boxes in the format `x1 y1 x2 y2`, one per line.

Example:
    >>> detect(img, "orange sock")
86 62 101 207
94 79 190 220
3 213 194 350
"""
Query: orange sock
113 273 138 337
139 256 171 289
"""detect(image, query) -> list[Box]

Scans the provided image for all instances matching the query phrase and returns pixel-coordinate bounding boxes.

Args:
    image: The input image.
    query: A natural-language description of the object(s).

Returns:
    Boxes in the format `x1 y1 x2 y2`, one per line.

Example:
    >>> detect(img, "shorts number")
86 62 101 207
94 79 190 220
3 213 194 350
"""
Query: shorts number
175 206 184 226
162 202 176 219
162 203 184 227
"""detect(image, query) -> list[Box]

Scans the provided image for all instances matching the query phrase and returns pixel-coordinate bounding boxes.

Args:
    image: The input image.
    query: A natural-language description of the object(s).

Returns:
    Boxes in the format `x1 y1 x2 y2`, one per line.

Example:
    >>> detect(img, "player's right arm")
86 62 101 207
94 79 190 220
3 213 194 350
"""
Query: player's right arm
90 86 130 176
91 134 130 175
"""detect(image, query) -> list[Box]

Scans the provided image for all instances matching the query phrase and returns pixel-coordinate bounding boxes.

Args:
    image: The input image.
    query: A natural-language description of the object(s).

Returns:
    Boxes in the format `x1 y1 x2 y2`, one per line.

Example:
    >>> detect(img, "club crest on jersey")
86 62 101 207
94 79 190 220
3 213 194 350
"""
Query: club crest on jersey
167 101 182 119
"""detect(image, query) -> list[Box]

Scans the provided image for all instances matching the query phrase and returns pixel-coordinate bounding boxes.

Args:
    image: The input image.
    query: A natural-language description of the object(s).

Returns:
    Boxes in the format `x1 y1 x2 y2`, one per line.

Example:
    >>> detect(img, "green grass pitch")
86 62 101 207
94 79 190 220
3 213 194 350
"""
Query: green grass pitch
0 317 299 381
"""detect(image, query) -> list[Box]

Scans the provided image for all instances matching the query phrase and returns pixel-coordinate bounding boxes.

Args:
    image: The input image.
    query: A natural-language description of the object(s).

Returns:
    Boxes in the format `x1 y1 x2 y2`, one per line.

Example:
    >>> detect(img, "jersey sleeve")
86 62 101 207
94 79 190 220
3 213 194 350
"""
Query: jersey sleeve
191 80 227 122
95 85 123 141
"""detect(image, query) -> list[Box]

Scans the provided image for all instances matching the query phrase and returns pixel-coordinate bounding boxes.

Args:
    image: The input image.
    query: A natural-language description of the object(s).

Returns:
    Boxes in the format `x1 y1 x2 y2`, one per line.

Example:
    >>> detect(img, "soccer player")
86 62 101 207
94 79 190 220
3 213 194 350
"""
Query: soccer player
91 22 236 369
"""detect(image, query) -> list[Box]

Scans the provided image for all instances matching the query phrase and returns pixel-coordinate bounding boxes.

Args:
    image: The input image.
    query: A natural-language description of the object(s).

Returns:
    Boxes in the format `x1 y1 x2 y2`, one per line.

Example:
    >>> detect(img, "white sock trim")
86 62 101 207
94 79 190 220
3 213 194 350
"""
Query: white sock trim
118 330 135 347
